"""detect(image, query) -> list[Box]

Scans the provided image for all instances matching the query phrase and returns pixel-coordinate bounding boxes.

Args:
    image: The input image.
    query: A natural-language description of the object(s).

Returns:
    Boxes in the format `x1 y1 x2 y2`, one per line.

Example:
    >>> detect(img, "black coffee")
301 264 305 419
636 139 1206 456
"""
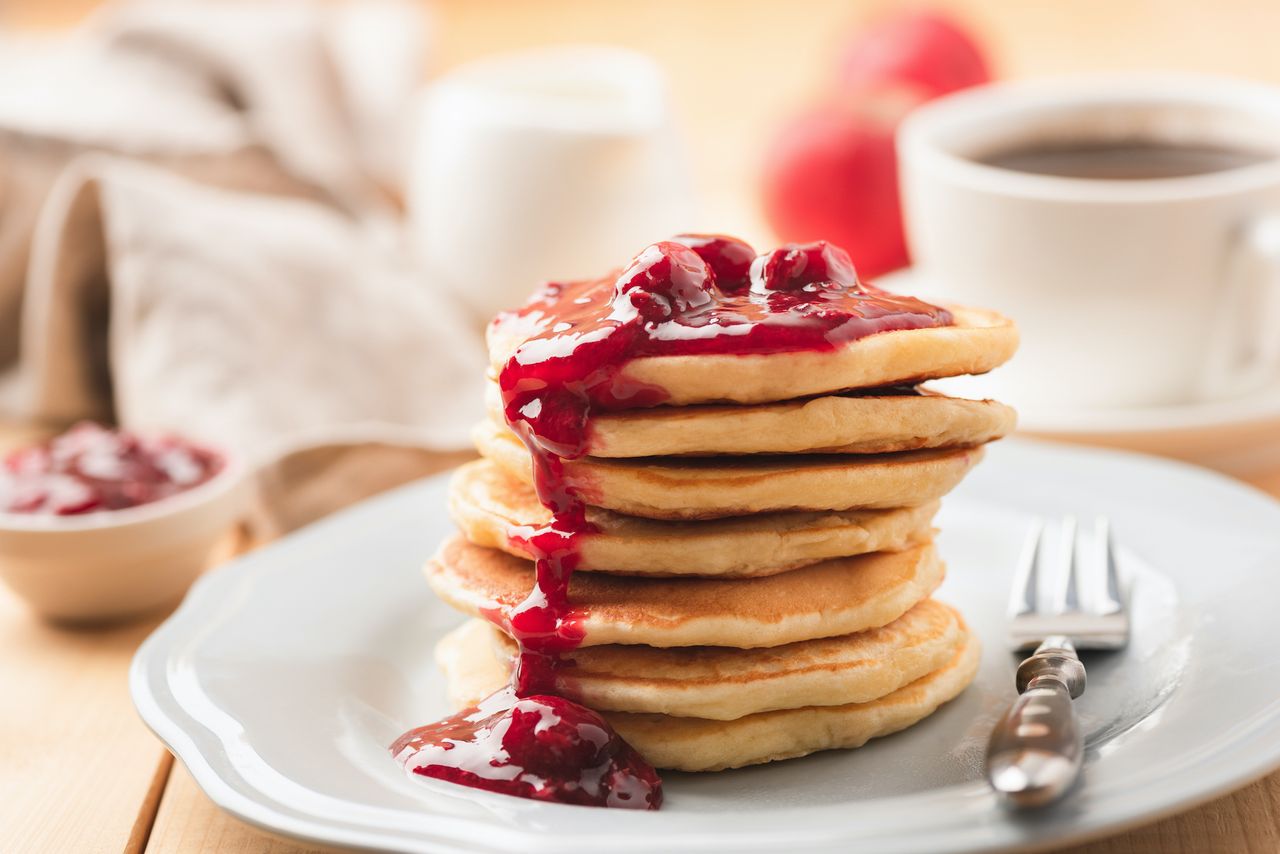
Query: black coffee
978 140 1271 179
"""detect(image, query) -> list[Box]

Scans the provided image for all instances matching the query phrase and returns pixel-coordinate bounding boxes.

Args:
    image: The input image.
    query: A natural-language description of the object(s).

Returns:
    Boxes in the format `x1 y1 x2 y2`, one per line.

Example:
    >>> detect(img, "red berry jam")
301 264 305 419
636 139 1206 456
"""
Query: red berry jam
671 233 756 293
392 689 661 809
393 237 952 809
0 422 224 516
750 240 860 292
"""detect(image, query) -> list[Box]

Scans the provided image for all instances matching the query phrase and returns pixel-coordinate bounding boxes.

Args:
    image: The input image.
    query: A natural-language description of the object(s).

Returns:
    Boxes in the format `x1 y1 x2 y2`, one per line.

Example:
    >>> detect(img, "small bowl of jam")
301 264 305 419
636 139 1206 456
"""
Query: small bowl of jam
0 422 252 623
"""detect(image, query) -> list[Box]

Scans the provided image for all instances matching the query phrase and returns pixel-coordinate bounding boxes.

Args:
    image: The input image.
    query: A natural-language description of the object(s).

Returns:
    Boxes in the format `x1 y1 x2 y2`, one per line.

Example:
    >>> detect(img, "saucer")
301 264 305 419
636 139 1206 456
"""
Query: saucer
131 439 1280 853
878 268 1280 476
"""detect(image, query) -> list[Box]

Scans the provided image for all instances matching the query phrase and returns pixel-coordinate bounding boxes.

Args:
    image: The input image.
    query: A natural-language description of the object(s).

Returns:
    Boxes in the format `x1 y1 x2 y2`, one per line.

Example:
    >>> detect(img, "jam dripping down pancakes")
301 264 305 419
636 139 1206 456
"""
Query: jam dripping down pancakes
391 237 957 809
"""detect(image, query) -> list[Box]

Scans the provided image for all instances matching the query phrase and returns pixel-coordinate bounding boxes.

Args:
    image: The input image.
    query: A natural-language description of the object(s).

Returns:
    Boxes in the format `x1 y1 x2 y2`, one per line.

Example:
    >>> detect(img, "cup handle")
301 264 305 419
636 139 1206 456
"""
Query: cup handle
1200 215 1280 399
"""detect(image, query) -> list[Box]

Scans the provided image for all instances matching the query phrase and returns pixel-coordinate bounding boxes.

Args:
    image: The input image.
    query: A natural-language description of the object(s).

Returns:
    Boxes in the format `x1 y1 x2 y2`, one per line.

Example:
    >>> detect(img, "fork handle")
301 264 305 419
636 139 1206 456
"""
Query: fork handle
985 636 1087 808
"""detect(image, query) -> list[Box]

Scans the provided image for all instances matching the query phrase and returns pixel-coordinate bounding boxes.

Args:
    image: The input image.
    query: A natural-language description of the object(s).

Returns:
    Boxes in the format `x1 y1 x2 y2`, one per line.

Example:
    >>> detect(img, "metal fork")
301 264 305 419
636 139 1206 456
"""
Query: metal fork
984 517 1130 808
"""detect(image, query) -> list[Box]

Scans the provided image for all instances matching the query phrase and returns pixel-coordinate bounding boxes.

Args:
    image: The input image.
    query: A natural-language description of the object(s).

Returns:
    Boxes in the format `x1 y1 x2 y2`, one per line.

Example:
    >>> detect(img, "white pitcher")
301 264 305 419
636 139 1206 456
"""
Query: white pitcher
409 46 696 325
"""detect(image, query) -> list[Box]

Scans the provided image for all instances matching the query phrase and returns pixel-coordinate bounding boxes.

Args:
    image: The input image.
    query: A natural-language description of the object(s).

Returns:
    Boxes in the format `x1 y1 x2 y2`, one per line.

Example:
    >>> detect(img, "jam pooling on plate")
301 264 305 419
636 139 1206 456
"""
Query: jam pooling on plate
0 422 224 516
390 688 661 808
391 237 953 809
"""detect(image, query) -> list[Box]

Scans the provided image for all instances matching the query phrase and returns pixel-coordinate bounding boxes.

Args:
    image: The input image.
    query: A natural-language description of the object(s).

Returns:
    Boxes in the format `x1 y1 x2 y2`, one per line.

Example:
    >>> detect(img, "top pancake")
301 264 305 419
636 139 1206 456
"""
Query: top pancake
489 303 1017 406
485 382 1015 457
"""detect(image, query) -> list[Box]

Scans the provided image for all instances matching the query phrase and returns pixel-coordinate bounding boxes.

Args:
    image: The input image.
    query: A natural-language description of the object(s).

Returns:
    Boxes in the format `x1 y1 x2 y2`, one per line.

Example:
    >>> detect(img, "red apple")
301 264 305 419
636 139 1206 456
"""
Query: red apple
761 87 923 279
761 10 992 278
839 9 991 99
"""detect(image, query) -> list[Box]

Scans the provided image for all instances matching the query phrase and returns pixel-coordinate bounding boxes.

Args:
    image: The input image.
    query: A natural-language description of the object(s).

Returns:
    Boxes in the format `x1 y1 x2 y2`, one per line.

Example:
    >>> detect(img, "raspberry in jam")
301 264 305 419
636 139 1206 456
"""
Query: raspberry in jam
0 423 224 516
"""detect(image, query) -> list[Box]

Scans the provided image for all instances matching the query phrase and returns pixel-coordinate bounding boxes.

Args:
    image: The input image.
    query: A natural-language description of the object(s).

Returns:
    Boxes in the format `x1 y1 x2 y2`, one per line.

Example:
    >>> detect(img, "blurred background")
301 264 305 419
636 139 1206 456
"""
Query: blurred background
3 0 1280 524
11 0 1280 240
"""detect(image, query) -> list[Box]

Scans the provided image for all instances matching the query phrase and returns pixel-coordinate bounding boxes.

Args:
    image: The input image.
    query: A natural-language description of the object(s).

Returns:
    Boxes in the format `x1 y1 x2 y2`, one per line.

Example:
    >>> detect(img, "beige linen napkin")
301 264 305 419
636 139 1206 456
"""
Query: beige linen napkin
23 157 486 530
0 1 420 384
0 1 490 531
26 158 485 449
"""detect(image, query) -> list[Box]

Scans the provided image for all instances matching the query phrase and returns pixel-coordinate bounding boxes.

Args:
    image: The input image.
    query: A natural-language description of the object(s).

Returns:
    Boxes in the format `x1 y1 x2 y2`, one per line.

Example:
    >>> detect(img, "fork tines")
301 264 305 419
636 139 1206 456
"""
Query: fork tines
1009 516 1130 652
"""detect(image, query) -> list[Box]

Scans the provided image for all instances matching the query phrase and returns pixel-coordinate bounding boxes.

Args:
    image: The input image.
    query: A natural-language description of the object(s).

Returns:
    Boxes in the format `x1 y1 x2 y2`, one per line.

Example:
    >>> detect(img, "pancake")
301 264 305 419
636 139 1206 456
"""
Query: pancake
489 303 1017 406
450 460 938 576
474 420 982 519
437 616 981 771
448 597 965 720
426 535 945 648
484 382 1015 458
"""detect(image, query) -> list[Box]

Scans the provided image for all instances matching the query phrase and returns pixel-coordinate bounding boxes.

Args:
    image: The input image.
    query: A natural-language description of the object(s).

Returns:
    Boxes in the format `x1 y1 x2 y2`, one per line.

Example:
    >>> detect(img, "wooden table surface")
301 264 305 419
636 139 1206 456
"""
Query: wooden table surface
5 1 1280 852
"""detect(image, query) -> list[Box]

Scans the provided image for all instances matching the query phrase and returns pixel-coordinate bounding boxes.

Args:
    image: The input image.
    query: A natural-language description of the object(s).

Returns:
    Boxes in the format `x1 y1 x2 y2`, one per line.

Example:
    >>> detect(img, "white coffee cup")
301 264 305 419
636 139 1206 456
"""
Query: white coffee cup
408 46 695 325
899 74 1280 411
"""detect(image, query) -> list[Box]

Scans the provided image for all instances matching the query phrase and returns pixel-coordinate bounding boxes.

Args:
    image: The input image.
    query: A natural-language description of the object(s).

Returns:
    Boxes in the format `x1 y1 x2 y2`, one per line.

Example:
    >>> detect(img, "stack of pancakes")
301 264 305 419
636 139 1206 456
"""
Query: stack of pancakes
428 305 1017 772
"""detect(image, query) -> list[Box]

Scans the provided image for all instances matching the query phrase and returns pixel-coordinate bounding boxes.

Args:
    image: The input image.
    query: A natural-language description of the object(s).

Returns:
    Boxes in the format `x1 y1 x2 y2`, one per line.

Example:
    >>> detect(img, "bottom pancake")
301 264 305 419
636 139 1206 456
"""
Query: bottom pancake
437 618 980 772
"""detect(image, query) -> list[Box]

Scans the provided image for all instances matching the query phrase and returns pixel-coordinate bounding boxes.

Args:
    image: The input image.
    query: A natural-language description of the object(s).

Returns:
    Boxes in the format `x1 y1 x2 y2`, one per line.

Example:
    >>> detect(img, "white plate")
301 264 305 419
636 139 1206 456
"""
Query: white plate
876 268 1280 476
131 439 1280 854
